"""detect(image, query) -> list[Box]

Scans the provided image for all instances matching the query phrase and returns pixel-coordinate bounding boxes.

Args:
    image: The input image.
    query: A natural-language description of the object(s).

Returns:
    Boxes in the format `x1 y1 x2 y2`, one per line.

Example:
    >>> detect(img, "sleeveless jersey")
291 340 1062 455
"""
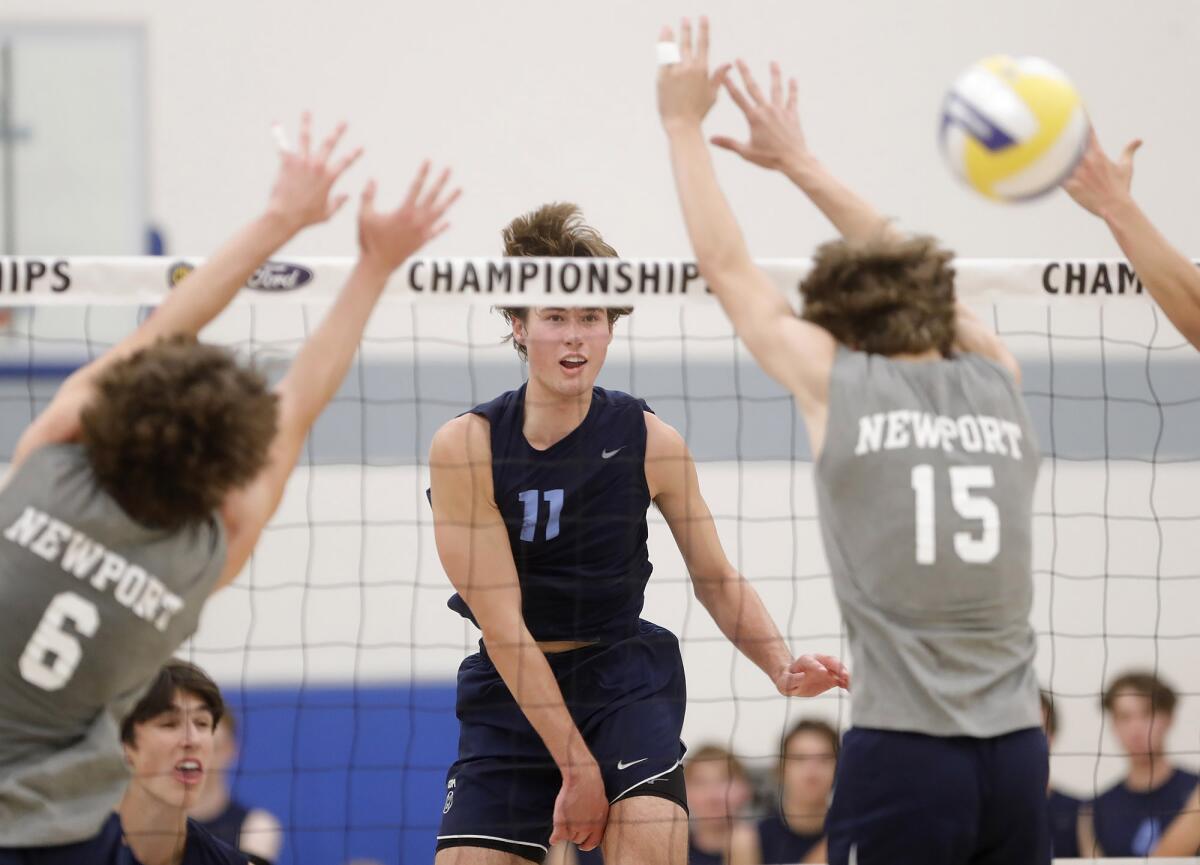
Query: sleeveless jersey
1093 768 1198 857
814 348 1041 737
755 812 822 864
0 445 227 845
445 384 653 643
0 812 250 864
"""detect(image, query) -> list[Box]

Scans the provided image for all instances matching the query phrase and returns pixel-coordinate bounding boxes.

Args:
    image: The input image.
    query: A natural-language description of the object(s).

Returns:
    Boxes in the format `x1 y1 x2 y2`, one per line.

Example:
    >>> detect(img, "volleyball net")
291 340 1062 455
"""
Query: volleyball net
0 256 1196 864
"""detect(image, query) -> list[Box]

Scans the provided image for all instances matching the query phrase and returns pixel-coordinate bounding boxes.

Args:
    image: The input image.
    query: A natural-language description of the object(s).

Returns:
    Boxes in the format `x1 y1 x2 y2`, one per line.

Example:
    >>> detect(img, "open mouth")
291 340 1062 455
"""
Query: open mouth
560 355 587 371
174 758 204 786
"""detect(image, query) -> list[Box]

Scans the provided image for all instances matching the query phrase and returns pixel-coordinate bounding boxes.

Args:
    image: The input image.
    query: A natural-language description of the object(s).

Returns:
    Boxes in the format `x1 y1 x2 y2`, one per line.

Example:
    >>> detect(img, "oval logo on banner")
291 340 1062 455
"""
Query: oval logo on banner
247 261 314 292
166 260 313 292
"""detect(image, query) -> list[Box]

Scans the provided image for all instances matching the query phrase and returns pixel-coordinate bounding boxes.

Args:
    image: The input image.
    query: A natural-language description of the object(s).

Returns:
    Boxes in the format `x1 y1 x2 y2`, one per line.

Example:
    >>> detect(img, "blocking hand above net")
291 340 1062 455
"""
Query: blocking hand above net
1061 127 1200 349
0 114 459 849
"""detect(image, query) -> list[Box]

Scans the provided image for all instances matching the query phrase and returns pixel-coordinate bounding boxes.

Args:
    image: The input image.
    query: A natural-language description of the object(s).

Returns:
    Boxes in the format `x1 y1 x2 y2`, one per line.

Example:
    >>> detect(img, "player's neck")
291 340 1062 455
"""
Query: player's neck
522 376 593 450
1125 754 1175 792
885 348 942 363
118 788 188 865
780 791 827 834
185 775 230 821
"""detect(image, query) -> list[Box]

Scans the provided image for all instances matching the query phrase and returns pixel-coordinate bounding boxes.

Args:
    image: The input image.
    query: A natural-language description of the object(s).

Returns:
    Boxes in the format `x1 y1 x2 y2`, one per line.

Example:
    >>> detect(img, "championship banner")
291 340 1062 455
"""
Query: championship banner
0 256 1151 306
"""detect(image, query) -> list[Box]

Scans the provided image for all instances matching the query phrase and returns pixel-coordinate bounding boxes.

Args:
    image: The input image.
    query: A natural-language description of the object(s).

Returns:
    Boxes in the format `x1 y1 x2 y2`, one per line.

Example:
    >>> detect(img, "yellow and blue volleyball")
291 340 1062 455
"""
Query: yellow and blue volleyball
940 55 1089 201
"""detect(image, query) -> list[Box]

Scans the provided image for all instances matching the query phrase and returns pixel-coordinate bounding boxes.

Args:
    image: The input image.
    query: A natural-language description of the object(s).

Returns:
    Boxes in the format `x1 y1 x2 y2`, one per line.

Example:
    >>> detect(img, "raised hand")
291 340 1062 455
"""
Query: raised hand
265 113 362 232
775 653 851 698
1062 129 1142 220
357 161 461 274
713 60 810 173
656 17 732 130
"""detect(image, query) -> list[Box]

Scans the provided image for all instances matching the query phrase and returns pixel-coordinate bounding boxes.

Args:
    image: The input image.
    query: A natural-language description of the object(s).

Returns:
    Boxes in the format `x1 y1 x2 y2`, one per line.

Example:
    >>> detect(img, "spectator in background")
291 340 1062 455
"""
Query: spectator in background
189 706 283 865
733 720 834 864
1040 691 1081 859
1079 671 1197 857
684 745 754 865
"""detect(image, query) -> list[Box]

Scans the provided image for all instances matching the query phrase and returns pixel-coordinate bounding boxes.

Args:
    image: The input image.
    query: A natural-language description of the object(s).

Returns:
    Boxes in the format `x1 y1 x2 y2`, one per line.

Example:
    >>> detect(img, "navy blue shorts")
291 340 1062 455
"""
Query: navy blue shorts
826 727 1050 865
436 620 688 863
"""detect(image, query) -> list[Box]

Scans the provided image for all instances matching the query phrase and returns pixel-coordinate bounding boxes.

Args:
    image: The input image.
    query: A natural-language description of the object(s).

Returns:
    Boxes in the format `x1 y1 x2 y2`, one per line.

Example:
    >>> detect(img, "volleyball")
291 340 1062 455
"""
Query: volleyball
940 55 1089 201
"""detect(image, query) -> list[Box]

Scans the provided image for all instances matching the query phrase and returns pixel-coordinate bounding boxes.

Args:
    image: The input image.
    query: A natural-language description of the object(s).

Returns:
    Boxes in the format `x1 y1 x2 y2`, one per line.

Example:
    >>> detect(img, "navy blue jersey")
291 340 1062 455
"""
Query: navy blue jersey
756 812 822 864
1092 768 1197 857
446 385 653 643
1046 789 1080 858
687 836 724 865
0 813 247 864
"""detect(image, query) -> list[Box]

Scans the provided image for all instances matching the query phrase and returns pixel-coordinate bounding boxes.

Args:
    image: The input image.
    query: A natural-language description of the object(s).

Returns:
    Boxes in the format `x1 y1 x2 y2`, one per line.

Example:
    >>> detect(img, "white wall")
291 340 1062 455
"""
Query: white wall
6 0 1200 260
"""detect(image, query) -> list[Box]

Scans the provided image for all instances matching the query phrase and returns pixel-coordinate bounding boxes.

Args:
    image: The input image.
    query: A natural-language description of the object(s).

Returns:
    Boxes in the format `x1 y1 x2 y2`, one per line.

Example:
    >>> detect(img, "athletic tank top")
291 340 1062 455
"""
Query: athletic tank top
755 812 822 863
814 348 1041 737
445 384 653 643
0 445 227 845
1093 768 1198 857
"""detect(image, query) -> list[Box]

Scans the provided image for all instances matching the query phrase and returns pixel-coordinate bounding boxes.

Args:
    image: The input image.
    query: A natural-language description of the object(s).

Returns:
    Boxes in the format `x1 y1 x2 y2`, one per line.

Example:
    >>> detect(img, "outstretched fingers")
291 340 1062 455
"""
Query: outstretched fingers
402 160 433 210
736 59 767 105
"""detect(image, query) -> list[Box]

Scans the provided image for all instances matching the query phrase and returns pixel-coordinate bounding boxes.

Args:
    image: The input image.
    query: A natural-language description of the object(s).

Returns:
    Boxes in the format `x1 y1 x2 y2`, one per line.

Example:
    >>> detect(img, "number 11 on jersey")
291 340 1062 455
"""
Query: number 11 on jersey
518 489 564 542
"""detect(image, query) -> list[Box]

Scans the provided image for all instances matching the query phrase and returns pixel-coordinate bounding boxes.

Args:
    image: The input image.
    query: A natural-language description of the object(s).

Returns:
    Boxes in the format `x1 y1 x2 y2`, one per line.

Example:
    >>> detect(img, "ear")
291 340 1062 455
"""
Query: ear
512 317 527 347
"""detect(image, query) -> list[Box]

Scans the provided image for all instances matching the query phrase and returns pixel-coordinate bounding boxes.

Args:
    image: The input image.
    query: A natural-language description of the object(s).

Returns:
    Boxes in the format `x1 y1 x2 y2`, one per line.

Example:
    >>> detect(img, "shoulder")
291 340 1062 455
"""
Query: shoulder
430 412 493 463
186 819 250 864
594 386 653 415
643 412 686 460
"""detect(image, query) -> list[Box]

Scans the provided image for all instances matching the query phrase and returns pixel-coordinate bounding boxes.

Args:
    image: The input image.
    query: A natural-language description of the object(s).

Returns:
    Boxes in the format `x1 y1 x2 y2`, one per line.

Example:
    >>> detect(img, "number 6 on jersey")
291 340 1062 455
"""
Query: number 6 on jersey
19 591 99 691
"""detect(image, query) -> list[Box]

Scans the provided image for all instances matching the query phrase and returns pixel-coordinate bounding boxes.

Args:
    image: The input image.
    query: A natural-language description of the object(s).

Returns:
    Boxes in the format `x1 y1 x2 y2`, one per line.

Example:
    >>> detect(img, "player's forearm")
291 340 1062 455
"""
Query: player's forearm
1102 197 1200 348
480 623 598 776
781 154 899 244
155 211 297 338
667 124 772 291
274 257 390 432
695 569 793 678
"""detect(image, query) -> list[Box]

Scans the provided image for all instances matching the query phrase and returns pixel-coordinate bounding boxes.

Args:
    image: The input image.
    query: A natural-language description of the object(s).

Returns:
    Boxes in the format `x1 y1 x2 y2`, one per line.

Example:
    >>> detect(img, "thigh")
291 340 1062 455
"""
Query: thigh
825 729 979 865
602 795 687 865
972 729 1050 865
435 846 537 865
576 627 687 804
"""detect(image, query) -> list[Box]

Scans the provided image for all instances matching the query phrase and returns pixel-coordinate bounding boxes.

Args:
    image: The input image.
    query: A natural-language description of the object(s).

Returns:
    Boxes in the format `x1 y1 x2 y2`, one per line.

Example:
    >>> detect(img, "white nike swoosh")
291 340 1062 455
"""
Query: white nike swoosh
602 447 625 459
616 757 648 770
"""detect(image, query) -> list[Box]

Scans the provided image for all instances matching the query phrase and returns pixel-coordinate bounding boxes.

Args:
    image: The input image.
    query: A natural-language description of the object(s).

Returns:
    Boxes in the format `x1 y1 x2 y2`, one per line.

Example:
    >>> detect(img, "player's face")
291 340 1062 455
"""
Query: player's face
516 308 611 398
781 731 836 808
125 690 215 810
1110 694 1172 759
685 761 749 824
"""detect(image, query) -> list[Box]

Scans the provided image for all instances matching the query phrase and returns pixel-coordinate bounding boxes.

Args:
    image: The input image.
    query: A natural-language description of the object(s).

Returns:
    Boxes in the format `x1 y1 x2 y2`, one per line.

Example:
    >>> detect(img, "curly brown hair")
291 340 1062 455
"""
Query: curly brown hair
800 235 957 357
80 336 278 531
498 202 630 360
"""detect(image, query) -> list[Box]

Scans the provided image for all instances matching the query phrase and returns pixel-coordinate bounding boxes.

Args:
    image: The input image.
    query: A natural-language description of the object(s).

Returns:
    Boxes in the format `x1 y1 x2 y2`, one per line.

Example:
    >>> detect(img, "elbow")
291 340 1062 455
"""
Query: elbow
691 566 741 608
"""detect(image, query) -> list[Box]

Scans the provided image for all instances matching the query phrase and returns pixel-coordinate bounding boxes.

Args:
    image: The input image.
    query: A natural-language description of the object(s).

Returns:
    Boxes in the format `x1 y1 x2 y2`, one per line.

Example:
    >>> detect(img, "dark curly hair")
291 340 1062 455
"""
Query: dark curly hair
800 235 957 357
498 202 630 360
80 336 278 531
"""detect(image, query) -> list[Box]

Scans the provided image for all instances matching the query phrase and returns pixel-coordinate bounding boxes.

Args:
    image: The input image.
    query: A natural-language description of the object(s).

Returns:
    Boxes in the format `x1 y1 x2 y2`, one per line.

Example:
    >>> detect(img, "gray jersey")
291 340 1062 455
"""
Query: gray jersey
815 348 1041 738
0 444 226 845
